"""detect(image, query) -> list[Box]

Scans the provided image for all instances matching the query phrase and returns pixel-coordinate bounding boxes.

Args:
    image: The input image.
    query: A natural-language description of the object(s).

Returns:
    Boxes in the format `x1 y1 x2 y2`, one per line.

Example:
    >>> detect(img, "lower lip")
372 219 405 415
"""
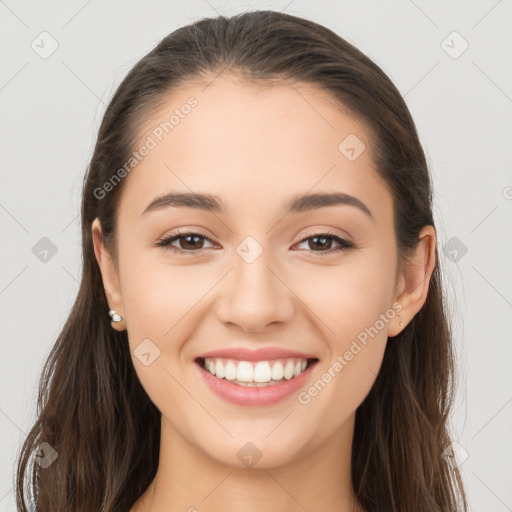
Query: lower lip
194 359 318 407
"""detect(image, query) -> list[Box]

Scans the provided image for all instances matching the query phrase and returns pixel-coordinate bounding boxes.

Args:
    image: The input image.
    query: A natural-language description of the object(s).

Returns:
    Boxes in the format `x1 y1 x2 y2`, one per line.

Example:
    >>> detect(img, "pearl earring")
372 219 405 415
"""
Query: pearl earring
108 309 123 322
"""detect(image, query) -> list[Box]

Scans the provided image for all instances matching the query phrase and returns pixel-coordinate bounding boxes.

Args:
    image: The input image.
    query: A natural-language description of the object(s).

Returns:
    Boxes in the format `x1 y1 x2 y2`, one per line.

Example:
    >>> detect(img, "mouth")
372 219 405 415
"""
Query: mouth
195 356 319 388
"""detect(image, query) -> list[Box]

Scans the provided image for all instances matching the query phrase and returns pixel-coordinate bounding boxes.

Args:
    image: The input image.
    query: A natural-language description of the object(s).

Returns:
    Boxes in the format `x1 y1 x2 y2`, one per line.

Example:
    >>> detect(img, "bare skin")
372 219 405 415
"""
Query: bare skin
92 73 436 512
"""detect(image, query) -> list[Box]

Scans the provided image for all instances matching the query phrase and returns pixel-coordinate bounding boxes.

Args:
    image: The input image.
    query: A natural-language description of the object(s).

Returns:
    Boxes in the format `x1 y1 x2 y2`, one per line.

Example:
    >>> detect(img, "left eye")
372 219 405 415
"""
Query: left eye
294 232 354 255
156 231 354 256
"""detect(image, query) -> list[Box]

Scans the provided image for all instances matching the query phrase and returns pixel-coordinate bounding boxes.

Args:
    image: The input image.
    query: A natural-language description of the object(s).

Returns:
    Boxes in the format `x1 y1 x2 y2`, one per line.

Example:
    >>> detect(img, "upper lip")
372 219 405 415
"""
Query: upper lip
196 347 318 362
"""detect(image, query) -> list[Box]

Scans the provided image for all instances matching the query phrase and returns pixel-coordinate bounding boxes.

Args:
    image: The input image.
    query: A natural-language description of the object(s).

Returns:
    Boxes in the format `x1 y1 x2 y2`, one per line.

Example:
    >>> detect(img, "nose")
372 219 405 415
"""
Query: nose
215 248 295 333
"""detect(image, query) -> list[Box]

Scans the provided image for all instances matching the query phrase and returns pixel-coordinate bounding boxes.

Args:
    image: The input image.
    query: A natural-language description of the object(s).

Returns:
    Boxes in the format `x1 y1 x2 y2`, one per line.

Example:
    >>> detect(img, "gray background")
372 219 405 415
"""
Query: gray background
1 0 511 510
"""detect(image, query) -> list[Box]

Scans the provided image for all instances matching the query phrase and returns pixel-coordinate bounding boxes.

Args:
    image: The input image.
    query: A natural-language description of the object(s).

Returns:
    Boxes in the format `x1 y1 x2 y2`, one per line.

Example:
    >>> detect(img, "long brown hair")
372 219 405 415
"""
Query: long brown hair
15 10 467 511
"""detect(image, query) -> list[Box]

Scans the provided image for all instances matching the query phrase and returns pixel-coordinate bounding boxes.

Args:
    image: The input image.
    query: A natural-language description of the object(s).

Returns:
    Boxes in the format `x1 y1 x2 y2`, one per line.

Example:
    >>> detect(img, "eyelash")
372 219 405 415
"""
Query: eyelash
155 230 354 257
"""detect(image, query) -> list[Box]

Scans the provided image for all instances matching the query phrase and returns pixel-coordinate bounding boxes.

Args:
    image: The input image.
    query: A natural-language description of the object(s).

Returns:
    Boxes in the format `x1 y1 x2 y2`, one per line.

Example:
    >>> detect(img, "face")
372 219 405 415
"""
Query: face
93 74 413 469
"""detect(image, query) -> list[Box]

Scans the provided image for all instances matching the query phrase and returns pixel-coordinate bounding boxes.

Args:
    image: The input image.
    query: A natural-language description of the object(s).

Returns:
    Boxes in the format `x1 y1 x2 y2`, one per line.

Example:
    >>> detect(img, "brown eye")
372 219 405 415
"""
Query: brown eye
295 232 354 256
156 232 216 255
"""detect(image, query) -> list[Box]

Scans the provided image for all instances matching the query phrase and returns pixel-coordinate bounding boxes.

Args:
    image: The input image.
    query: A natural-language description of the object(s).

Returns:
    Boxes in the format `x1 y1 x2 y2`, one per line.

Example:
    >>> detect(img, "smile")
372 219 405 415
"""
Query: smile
200 357 313 387
194 356 319 406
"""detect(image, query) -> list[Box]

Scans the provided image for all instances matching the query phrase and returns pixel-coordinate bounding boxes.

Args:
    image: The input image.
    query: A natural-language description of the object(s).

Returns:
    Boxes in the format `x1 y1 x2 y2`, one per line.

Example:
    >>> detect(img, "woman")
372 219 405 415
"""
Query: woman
16 10 468 511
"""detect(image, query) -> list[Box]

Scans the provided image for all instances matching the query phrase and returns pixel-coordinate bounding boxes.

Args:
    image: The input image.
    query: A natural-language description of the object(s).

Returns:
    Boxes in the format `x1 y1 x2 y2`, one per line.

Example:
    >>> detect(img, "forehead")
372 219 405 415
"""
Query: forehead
118 74 392 223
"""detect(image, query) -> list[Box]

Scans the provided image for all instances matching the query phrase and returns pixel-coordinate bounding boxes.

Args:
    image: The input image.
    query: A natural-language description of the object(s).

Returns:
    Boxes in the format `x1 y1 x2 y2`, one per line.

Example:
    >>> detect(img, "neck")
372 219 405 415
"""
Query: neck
132 414 363 512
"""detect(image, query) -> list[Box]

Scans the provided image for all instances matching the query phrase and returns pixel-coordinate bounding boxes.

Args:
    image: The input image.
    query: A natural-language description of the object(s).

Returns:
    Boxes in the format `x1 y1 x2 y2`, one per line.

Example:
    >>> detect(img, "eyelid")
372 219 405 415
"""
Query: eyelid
156 229 217 249
296 227 352 244
156 227 215 243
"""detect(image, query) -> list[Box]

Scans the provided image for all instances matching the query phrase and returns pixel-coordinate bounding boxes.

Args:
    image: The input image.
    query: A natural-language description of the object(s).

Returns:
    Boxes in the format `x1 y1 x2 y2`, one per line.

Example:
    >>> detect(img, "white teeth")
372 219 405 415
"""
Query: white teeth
254 362 272 382
215 360 225 379
234 380 282 387
271 362 284 380
237 361 254 382
283 361 294 380
202 357 312 385
224 361 237 380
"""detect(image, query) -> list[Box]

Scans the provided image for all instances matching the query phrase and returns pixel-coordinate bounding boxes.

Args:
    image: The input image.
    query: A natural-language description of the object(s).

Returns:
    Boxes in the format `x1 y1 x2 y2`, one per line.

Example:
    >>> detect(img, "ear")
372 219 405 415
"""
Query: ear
388 225 436 337
91 217 126 332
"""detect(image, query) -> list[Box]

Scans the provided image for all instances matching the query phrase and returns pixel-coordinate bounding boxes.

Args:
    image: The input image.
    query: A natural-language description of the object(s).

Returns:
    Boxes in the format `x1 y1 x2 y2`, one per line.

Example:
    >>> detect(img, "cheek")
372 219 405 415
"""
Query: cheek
119 244 210 342
118 249 210 414
291 249 396 421
296 248 397 343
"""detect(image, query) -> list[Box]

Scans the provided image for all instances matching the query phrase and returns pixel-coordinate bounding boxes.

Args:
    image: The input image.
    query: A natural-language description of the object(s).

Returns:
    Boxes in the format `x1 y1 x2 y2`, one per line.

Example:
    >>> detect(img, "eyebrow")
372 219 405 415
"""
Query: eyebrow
141 191 373 220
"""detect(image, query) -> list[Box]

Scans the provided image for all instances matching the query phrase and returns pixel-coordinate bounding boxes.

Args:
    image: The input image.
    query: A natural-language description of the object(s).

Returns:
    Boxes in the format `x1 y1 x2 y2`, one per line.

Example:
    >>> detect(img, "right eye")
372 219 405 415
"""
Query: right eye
156 231 217 255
